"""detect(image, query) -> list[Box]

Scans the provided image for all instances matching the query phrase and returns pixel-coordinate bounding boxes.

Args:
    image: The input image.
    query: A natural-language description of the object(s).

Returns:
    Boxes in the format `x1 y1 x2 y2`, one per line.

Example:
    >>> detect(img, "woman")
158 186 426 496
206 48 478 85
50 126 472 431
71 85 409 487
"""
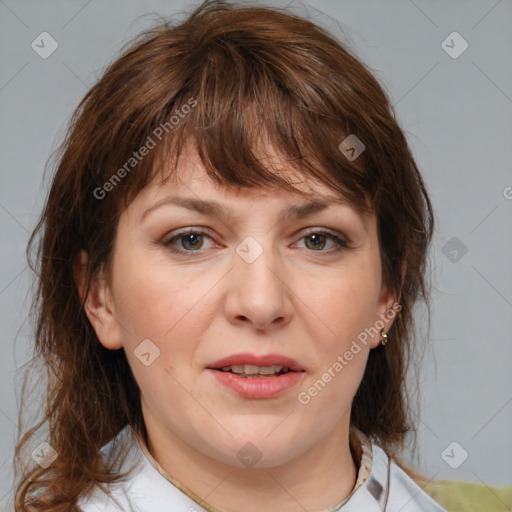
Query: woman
14 1 445 510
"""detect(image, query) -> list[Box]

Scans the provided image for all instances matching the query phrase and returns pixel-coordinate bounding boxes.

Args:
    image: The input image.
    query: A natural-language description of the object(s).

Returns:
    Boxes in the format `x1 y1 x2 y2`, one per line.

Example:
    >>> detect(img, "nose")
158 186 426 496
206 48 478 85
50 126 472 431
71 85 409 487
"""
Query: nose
224 239 293 332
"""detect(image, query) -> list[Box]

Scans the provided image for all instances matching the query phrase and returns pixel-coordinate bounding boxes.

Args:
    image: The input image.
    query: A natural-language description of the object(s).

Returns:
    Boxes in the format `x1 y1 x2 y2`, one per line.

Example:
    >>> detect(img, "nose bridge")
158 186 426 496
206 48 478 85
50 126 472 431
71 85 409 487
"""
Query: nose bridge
226 234 292 330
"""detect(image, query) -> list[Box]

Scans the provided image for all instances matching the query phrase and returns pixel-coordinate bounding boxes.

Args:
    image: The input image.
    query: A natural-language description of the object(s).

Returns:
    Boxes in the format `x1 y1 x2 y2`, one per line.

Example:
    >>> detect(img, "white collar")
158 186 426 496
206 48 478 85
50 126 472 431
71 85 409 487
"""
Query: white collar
78 425 446 512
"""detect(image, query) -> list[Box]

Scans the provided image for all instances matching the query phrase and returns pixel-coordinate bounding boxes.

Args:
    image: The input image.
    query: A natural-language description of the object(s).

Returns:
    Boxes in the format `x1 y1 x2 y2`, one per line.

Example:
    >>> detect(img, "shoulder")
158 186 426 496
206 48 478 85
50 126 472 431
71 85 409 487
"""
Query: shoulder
76 426 204 512
340 434 446 511
359 442 447 512
342 429 447 511
76 426 139 511
78 488 133 512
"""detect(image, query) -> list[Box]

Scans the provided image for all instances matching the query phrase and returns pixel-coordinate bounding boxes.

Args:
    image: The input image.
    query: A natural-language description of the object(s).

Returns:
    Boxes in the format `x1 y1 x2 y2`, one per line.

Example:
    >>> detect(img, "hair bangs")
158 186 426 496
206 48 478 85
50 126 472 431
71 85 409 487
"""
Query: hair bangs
106 21 377 217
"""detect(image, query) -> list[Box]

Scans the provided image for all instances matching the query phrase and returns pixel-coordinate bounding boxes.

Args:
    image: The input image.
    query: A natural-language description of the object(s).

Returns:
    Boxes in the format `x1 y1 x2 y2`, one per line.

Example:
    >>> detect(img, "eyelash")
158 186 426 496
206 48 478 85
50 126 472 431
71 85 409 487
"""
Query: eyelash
162 228 350 256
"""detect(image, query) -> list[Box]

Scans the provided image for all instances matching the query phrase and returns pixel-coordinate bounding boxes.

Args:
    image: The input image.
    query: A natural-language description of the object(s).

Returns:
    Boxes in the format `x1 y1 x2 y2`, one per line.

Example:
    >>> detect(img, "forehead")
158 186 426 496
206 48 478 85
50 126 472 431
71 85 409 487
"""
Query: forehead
123 144 376 234
145 147 369 207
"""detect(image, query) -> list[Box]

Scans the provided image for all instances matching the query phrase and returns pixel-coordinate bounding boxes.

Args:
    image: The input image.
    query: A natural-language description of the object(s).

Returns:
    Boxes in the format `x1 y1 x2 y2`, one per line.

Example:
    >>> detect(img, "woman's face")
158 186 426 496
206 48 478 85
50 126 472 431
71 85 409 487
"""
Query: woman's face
82 147 397 468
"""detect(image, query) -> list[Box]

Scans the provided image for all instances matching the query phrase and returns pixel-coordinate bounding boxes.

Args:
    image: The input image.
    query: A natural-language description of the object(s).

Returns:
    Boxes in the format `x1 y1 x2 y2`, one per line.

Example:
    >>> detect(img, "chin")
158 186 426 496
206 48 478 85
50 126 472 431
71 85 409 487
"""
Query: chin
207 432 307 470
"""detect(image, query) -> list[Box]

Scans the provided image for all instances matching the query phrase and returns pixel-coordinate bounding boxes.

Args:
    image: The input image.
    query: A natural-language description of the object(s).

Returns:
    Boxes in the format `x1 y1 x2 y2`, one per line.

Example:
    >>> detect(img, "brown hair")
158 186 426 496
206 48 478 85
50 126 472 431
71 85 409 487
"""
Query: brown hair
15 0 434 509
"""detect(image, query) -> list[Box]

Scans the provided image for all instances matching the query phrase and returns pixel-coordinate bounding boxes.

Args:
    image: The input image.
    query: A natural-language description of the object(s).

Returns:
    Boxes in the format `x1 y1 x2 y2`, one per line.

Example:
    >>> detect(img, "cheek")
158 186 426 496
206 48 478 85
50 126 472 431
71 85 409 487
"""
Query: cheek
302 263 381 352
297 280 375 417
110 246 224 364
292 260 381 412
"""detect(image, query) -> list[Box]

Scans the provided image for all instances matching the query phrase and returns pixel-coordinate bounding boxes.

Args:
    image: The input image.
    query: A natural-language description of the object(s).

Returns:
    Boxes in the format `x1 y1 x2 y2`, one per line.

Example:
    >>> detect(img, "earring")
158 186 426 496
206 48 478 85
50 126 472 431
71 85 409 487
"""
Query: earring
381 330 388 346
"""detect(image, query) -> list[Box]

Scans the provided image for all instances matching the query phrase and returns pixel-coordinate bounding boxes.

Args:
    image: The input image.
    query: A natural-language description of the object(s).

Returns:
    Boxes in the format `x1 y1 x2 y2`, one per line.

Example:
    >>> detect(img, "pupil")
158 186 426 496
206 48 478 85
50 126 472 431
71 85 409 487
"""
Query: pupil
183 233 202 250
306 234 325 250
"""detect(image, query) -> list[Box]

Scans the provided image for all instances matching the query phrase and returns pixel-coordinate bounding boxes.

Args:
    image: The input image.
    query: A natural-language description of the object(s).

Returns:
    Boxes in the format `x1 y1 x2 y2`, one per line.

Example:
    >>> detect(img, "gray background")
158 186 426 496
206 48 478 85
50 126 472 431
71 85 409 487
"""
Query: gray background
1 0 511 509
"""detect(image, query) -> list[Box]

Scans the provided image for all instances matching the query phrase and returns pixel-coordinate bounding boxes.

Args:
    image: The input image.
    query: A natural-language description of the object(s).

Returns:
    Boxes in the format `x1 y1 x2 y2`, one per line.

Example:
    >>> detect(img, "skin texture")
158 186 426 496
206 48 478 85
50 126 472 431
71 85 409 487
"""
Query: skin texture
77 148 398 512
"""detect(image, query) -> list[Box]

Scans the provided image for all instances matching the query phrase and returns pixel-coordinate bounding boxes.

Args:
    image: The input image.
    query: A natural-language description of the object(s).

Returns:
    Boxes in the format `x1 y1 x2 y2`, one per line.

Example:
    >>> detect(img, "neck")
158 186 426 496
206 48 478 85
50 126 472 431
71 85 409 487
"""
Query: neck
140 412 358 512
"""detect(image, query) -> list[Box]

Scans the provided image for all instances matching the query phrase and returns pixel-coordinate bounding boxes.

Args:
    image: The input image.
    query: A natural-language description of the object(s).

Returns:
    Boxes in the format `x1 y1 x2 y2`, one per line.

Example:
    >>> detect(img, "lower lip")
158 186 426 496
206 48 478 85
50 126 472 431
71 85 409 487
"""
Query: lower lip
207 369 305 399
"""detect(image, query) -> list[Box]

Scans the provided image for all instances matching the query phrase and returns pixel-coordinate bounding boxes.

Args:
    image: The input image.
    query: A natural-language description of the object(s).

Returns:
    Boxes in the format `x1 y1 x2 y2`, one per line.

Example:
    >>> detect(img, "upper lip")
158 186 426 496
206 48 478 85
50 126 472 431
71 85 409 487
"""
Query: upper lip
206 353 305 372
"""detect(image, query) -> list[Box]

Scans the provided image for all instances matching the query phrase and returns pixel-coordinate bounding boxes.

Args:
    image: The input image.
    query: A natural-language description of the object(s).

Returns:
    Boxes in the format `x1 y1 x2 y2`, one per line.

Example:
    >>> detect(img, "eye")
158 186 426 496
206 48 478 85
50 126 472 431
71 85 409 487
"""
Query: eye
295 229 349 252
163 229 215 255
162 228 350 256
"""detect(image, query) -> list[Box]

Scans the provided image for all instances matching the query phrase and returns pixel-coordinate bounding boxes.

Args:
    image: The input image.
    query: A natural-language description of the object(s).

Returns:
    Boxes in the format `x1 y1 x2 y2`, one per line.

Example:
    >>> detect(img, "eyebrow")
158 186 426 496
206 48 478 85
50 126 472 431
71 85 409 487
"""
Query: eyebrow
140 196 349 224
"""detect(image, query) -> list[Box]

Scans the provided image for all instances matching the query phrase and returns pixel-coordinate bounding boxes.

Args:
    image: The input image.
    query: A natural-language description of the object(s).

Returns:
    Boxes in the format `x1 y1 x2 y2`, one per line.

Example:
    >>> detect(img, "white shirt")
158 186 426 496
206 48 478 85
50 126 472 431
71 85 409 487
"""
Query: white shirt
77 425 446 512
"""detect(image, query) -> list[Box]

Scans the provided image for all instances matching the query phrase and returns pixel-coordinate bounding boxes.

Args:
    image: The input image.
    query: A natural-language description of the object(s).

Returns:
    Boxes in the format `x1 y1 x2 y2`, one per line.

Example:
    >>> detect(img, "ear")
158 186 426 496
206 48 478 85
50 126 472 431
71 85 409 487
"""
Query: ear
370 261 405 349
73 250 123 350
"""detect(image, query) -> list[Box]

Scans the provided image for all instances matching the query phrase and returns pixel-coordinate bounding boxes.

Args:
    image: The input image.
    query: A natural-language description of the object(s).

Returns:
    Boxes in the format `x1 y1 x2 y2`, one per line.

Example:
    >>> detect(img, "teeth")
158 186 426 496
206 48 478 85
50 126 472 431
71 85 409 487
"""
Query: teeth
258 365 283 375
220 364 286 375
243 364 260 375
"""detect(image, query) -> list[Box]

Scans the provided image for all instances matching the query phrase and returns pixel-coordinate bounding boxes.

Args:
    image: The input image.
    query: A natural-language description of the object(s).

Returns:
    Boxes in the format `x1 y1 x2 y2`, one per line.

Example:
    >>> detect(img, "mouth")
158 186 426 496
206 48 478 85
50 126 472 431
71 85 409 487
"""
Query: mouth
206 352 305 375
205 353 305 399
215 364 294 378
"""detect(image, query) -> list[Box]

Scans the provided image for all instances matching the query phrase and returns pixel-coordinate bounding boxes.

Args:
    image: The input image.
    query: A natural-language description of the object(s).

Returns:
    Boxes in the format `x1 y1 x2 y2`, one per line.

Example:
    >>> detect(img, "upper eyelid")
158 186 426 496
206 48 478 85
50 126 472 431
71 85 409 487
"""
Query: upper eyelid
164 226 346 240
163 227 349 248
